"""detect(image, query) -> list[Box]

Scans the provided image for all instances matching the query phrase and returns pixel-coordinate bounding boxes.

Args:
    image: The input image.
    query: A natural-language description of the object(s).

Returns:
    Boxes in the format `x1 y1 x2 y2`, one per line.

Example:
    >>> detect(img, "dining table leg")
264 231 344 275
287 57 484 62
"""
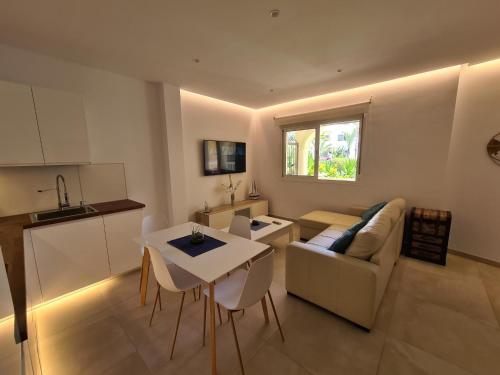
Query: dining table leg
140 247 150 306
209 282 217 374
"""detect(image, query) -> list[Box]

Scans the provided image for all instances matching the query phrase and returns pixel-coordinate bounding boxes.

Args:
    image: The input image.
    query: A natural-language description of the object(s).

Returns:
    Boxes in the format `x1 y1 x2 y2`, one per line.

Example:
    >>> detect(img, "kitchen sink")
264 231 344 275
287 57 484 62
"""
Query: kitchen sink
30 205 97 223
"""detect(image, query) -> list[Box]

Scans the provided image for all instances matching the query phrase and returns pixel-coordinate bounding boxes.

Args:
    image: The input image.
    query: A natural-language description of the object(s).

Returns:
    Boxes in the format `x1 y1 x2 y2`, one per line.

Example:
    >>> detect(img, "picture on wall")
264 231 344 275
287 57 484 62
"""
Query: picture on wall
203 140 246 175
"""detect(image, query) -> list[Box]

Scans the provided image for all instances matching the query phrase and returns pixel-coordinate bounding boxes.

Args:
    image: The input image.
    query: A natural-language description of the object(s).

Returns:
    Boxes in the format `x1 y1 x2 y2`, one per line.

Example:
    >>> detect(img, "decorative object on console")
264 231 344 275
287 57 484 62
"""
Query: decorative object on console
487 132 500 165
221 174 241 206
202 201 212 213
248 180 261 200
405 207 451 265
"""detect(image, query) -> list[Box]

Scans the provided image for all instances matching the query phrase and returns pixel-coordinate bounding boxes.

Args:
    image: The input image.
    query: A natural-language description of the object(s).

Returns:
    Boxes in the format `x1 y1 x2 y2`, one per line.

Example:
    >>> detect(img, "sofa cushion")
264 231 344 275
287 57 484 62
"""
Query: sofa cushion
361 202 386 221
379 198 406 226
389 197 406 212
308 234 337 248
299 210 362 230
329 230 356 254
321 224 352 238
379 204 400 226
346 211 391 260
328 219 367 253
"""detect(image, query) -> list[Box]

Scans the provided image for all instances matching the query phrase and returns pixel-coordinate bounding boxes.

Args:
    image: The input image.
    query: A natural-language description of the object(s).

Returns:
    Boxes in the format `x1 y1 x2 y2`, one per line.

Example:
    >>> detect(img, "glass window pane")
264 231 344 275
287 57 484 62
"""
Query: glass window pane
318 120 360 181
284 128 316 176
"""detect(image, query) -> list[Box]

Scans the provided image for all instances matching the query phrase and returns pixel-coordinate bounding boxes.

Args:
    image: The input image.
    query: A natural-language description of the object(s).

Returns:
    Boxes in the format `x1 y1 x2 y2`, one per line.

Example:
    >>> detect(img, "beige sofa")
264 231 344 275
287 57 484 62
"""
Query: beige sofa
286 198 406 330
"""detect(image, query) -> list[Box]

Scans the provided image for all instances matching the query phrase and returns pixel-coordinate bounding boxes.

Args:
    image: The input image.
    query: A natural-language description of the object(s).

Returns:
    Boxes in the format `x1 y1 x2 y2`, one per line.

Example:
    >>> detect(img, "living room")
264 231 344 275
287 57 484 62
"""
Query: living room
1 2 500 375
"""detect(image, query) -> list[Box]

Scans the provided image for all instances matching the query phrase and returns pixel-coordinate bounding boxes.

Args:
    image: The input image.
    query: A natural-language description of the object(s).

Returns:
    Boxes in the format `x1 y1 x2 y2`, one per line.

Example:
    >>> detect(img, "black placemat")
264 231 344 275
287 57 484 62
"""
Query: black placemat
167 235 226 257
251 220 271 231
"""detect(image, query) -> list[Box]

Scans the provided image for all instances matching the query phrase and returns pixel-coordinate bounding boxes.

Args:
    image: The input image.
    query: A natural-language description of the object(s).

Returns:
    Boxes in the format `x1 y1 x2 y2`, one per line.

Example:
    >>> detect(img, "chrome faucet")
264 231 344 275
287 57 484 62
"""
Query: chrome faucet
37 174 70 210
56 174 70 210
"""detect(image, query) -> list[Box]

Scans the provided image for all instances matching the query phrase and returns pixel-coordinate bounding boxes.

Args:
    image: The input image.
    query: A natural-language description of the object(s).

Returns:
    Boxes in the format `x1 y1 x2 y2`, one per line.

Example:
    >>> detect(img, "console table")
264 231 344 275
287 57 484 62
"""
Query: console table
196 199 268 229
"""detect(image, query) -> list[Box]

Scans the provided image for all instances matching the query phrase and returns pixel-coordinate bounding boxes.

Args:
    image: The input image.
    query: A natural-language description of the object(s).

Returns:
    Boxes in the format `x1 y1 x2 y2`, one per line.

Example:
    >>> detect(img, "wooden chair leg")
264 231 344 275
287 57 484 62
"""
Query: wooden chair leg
229 311 245 375
261 297 270 323
149 284 161 327
139 263 144 292
192 287 197 301
217 303 223 326
267 290 284 342
158 283 162 311
170 291 186 360
202 295 207 346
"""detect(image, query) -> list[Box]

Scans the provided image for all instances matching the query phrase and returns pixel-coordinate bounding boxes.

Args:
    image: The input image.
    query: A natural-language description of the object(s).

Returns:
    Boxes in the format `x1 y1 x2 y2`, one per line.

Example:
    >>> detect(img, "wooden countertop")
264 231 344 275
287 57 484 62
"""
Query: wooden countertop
0 199 145 343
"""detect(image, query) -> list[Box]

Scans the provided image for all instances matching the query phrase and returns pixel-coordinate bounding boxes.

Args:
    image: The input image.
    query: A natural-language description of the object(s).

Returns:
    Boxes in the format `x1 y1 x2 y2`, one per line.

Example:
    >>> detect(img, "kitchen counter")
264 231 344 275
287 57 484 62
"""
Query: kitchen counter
0 199 145 343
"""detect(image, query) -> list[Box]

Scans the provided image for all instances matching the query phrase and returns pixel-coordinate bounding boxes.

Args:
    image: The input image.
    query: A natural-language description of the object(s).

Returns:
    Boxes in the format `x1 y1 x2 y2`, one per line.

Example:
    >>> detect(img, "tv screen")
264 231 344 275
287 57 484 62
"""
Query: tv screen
203 140 246 175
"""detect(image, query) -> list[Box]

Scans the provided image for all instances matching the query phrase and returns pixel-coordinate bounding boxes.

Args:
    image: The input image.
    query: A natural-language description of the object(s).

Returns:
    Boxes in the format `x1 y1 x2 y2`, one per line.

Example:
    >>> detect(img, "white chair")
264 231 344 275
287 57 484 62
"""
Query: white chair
229 215 251 239
202 249 284 375
147 245 203 359
229 215 252 272
139 214 199 302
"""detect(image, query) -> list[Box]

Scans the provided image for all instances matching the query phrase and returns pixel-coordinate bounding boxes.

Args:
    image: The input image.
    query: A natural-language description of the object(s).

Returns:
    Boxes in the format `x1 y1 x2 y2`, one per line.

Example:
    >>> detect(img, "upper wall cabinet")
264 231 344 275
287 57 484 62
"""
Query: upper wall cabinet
32 86 90 164
0 80 44 165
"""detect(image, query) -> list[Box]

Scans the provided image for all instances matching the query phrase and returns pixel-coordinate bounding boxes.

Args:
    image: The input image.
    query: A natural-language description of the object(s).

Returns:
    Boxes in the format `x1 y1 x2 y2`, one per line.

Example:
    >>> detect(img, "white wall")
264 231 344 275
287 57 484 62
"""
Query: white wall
254 67 461 219
0 44 167 225
180 90 255 220
160 84 188 225
445 61 500 262
0 164 128 216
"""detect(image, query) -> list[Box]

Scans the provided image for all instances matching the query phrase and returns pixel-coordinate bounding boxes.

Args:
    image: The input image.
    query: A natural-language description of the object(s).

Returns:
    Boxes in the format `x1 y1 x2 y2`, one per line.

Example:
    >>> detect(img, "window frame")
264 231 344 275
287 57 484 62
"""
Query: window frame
281 114 365 184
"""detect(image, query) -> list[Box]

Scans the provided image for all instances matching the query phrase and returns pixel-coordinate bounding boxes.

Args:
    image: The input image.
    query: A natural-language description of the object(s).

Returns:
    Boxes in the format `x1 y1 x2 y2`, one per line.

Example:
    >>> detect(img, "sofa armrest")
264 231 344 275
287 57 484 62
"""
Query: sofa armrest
286 241 381 328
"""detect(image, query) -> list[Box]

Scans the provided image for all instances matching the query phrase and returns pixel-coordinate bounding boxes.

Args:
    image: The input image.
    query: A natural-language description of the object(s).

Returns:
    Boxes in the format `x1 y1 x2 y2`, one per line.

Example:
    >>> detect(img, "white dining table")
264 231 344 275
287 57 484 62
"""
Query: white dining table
135 222 270 375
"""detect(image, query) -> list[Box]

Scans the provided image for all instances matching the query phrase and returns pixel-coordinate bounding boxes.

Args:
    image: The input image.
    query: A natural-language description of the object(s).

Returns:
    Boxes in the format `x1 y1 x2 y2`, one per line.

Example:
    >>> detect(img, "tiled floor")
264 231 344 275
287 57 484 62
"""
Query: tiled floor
2 226 500 375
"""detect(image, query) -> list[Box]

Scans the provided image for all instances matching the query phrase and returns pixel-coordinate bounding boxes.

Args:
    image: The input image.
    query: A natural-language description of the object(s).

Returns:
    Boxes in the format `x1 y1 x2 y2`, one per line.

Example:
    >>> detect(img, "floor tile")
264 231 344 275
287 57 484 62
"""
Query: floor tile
268 302 385 375
398 261 498 326
103 352 151 375
388 293 500 375
378 337 472 375
241 343 311 375
37 315 136 375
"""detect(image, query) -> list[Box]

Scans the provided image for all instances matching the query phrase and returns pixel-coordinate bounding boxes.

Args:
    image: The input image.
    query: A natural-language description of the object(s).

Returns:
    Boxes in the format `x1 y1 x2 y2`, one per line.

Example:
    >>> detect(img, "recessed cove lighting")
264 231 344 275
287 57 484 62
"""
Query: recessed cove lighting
270 9 280 18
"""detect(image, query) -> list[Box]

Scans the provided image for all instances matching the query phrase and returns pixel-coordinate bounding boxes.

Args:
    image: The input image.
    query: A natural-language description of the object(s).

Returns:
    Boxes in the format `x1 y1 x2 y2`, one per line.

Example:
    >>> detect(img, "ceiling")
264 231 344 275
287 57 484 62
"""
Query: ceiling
1 0 500 108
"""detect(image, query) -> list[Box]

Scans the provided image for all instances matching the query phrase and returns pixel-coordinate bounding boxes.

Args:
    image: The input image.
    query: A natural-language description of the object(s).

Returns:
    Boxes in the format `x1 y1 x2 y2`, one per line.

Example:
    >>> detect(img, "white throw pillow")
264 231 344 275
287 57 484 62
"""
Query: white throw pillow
346 211 392 260
389 198 406 212
380 203 400 226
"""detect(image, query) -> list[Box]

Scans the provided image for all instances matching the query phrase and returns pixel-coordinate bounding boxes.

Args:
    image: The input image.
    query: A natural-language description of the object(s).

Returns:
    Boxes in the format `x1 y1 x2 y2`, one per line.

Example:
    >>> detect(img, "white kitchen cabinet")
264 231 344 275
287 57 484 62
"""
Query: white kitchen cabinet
0 248 14 319
32 86 90 164
30 216 109 301
23 230 43 308
0 80 44 165
103 209 143 275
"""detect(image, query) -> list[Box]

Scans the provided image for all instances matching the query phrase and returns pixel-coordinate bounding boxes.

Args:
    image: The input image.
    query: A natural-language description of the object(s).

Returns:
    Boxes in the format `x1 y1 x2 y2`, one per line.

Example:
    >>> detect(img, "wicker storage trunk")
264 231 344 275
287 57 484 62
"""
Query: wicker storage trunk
405 207 452 265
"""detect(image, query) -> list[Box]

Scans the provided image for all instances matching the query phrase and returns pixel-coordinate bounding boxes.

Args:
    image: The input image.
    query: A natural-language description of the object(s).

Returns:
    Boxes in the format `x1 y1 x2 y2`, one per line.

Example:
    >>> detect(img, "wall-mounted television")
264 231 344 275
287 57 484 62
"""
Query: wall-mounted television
203 140 246 175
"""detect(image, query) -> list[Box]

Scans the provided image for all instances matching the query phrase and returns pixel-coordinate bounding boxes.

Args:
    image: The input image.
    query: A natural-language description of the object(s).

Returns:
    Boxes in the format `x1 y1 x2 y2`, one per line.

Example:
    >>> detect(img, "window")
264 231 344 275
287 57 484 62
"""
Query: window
318 119 360 181
283 116 363 182
284 128 316 176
